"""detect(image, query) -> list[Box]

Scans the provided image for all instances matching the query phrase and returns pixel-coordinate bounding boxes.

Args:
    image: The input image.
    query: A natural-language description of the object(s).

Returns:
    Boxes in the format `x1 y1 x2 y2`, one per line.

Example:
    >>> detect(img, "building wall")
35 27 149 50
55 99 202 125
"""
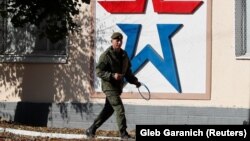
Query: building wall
0 3 94 103
0 0 250 130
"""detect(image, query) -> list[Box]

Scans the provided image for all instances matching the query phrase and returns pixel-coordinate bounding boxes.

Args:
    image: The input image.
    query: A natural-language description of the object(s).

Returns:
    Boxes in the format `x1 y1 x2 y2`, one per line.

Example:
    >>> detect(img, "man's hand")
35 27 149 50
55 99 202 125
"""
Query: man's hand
113 73 124 80
135 81 141 88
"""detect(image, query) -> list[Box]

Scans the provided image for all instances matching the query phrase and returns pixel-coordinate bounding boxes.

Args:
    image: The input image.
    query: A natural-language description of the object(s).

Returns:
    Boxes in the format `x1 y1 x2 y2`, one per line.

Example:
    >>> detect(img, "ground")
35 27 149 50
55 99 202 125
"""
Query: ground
0 121 136 141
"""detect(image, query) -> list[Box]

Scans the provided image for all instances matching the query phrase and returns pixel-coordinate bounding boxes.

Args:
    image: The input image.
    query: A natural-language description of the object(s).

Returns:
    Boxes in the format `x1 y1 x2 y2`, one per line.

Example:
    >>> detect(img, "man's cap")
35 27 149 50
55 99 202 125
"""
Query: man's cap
111 32 123 39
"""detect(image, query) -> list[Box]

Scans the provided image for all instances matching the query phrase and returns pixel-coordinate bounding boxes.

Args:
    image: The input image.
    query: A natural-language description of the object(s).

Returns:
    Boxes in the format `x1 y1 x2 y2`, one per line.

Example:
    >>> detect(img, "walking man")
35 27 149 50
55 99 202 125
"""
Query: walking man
86 32 141 139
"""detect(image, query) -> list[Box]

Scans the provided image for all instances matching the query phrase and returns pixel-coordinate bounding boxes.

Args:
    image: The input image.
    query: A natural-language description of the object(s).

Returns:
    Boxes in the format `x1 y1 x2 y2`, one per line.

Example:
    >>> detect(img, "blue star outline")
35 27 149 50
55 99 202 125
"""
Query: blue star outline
117 24 183 93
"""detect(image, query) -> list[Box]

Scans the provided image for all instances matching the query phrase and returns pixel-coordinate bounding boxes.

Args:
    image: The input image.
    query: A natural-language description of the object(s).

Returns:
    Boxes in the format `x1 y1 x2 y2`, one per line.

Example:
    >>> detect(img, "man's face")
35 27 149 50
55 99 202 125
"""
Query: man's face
111 38 123 51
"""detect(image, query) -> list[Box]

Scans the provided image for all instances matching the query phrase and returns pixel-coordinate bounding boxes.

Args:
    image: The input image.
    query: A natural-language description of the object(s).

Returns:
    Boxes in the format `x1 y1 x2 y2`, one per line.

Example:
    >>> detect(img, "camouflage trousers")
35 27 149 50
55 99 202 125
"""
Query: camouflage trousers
92 93 127 132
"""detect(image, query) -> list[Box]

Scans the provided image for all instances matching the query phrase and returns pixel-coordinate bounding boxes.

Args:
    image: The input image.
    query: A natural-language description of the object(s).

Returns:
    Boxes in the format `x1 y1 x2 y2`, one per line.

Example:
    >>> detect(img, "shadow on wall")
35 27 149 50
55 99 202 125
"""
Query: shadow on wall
0 3 95 126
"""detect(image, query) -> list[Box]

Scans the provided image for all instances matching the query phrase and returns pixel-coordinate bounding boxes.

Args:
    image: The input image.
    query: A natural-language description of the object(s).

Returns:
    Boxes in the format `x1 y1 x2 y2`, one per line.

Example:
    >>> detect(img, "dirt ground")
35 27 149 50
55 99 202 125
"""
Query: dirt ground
0 121 135 141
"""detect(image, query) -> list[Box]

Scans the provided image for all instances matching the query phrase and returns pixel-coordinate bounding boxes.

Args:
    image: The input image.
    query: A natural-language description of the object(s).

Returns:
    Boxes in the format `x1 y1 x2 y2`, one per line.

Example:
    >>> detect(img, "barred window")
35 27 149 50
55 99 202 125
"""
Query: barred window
235 0 250 59
0 0 68 63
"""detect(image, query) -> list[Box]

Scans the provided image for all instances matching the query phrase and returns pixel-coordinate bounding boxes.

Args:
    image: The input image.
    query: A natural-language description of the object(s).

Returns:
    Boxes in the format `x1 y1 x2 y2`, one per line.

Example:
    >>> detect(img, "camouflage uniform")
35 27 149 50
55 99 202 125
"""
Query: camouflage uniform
93 46 139 133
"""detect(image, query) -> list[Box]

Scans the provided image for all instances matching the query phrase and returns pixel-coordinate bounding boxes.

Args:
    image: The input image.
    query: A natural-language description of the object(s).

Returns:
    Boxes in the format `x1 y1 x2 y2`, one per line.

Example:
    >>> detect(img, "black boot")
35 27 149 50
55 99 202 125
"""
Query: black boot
85 125 97 138
120 130 132 140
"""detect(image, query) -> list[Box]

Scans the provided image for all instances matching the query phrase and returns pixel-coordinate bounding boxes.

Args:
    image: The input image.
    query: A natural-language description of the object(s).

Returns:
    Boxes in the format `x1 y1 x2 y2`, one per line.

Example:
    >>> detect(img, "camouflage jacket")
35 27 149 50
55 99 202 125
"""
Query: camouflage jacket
96 46 138 94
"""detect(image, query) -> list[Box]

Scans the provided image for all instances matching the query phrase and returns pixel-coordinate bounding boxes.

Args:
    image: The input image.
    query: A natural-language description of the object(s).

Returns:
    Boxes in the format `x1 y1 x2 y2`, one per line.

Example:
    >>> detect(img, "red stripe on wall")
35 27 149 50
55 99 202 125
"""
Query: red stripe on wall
98 0 147 13
152 0 203 14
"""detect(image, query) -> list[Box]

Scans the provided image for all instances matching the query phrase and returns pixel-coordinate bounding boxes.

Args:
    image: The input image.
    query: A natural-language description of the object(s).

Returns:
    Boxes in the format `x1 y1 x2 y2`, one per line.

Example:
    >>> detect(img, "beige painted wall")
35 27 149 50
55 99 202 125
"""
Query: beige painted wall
0 0 250 108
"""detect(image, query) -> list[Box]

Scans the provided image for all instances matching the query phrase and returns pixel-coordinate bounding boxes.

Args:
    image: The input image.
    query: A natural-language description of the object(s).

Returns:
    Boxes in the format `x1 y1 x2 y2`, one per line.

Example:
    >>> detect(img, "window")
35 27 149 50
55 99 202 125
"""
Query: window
0 0 7 55
0 0 68 63
235 0 250 59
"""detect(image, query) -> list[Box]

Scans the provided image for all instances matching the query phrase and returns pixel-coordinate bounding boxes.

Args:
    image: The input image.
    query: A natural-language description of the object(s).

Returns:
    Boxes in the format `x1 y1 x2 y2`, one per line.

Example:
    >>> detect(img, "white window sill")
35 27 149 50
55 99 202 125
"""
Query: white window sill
236 53 250 60
0 55 68 63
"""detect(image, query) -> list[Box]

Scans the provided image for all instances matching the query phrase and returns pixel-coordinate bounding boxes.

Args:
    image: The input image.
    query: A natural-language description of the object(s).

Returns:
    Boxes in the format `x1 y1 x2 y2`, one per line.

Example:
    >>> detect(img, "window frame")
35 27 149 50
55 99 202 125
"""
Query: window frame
235 0 250 60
